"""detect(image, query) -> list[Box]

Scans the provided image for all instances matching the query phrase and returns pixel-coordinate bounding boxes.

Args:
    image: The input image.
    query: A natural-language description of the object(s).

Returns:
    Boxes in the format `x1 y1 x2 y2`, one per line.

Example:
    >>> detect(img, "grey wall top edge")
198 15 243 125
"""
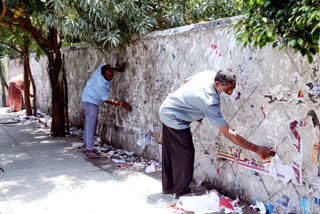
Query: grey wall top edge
18 16 240 56
144 16 238 39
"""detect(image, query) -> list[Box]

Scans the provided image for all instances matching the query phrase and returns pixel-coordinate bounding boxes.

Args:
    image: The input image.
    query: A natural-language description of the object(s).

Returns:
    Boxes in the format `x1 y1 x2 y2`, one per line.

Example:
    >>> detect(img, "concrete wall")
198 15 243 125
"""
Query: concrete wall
7 58 23 80
8 17 320 213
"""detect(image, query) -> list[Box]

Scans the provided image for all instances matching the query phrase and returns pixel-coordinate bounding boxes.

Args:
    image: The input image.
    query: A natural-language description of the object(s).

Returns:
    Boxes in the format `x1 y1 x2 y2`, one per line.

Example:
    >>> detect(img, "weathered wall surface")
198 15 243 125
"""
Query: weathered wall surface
29 55 50 113
7 58 23 81
7 17 320 213
1 59 23 107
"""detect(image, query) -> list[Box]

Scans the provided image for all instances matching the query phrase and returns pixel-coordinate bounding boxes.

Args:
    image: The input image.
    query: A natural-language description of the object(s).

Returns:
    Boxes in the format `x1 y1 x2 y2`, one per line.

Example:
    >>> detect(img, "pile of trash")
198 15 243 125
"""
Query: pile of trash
7 111 84 138
167 190 268 214
167 190 243 214
1 110 53 135
71 138 161 174
69 127 84 137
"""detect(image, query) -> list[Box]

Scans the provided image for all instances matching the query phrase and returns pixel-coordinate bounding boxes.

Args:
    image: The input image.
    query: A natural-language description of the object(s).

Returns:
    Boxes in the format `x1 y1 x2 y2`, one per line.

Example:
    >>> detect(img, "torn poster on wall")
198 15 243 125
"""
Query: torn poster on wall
217 120 303 185
288 120 303 185
218 151 288 182
312 127 320 191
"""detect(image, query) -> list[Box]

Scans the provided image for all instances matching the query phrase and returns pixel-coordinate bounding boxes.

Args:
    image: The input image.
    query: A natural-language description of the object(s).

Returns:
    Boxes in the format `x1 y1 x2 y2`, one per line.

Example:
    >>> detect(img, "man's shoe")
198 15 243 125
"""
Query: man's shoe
163 190 175 194
175 188 192 198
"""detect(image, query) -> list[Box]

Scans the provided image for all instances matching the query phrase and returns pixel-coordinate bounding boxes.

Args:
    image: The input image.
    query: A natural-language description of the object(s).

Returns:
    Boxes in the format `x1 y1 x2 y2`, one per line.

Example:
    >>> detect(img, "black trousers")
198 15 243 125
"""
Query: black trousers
162 123 195 194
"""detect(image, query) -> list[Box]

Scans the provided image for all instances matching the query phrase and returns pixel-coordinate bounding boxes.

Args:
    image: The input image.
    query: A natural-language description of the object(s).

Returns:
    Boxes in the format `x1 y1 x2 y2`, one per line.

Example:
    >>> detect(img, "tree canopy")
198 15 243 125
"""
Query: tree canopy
63 0 244 52
234 0 320 63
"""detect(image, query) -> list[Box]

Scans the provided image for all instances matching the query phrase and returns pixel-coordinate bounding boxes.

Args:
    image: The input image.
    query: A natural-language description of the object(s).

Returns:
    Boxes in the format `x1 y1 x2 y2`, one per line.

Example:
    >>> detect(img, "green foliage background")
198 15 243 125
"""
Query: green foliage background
0 0 244 53
234 0 320 63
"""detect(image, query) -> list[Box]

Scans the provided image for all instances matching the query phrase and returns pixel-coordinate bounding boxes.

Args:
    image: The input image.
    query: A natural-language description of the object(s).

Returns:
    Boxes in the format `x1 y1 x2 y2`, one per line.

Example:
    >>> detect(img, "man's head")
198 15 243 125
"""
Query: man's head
101 64 114 80
214 68 237 96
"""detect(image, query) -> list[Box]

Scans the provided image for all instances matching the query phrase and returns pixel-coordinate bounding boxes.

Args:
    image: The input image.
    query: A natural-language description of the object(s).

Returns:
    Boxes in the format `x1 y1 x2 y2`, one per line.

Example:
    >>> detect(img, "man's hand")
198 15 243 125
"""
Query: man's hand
119 63 126 72
254 146 275 159
217 125 276 159
121 102 133 112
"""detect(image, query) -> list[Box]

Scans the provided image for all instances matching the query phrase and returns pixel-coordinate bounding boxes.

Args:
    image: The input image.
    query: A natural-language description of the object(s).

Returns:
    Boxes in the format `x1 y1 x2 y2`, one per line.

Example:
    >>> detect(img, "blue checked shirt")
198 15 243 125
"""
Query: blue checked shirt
81 64 112 106
159 71 228 130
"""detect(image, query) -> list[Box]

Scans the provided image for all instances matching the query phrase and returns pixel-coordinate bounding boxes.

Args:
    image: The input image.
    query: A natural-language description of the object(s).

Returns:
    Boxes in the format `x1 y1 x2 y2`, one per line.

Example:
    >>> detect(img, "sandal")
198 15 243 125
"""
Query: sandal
86 151 100 159
82 145 98 153
82 145 87 153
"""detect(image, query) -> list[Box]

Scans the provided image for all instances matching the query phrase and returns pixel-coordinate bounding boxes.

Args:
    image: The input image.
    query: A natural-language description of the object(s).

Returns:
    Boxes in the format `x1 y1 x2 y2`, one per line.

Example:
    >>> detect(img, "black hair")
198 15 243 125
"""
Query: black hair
101 64 112 75
214 68 237 86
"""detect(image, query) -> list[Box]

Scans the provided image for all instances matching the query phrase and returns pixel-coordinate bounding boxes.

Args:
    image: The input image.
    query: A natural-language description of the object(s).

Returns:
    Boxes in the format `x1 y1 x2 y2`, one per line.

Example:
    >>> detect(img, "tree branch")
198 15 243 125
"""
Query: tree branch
0 41 22 54
0 0 6 22
5 10 56 51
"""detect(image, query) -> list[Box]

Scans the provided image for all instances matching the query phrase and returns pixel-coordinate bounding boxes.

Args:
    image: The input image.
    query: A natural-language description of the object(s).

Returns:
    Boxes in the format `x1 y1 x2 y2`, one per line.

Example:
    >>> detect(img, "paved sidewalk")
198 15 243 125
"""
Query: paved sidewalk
0 108 176 214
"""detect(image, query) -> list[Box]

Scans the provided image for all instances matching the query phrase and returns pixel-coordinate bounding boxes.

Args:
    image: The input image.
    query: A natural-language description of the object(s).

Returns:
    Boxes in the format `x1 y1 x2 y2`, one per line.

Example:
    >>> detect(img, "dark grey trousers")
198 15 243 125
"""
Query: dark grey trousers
82 102 99 151
161 123 195 194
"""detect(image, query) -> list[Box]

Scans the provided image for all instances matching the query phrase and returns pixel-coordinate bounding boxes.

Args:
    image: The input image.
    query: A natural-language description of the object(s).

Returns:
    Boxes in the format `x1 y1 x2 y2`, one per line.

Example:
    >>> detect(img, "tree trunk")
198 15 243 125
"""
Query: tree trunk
48 50 65 137
1 82 5 107
62 54 70 135
0 64 7 107
28 66 37 116
23 52 32 116
24 53 37 116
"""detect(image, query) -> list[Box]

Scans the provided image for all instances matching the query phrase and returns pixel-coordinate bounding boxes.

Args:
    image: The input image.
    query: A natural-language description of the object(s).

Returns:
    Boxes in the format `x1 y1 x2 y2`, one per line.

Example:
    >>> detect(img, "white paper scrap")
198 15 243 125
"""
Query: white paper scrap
112 159 126 164
71 142 83 148
145 164 156 173
176 194 221 214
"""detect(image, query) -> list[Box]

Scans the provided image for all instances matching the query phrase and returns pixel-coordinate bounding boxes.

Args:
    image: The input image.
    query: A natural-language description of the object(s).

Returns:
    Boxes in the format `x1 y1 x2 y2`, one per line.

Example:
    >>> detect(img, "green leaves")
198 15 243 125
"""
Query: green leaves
263 1 271 8
297 38 304 46
289 40 297 48
236 36 242 46
66 0 245 52
308 54 313 64
234 0 320 64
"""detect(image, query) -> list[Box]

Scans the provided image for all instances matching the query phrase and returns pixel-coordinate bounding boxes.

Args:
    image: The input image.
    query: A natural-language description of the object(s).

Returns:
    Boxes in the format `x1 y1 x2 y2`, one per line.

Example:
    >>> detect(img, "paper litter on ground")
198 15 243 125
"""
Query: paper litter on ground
168 190 244 214
112 159 126 164
249 201 267 214
71 142 83 148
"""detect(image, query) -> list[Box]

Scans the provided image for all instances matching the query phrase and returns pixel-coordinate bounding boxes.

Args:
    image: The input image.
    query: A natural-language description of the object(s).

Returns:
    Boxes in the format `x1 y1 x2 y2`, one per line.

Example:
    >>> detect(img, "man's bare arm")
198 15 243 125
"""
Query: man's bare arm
105 99 121 106
104 99 133 112
217 125 274 159
110 64 126 72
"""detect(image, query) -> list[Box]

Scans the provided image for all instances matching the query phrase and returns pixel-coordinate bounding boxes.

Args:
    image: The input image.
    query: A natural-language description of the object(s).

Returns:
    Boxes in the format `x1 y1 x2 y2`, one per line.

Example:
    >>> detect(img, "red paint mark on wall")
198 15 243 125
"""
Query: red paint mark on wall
206 42 210 50
290 120 301 153
290 120 301 144
292 165 300 184
260 107 266 118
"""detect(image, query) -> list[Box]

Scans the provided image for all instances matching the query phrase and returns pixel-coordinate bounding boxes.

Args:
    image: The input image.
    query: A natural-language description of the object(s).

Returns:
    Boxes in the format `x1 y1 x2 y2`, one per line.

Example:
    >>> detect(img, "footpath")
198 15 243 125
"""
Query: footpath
0 107 258 214
0 107 179 214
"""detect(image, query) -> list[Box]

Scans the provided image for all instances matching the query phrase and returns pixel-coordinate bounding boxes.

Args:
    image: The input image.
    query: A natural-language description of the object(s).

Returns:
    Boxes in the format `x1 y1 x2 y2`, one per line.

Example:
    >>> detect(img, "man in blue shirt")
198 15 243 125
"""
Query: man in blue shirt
82 64 132 158
159 69 274 197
